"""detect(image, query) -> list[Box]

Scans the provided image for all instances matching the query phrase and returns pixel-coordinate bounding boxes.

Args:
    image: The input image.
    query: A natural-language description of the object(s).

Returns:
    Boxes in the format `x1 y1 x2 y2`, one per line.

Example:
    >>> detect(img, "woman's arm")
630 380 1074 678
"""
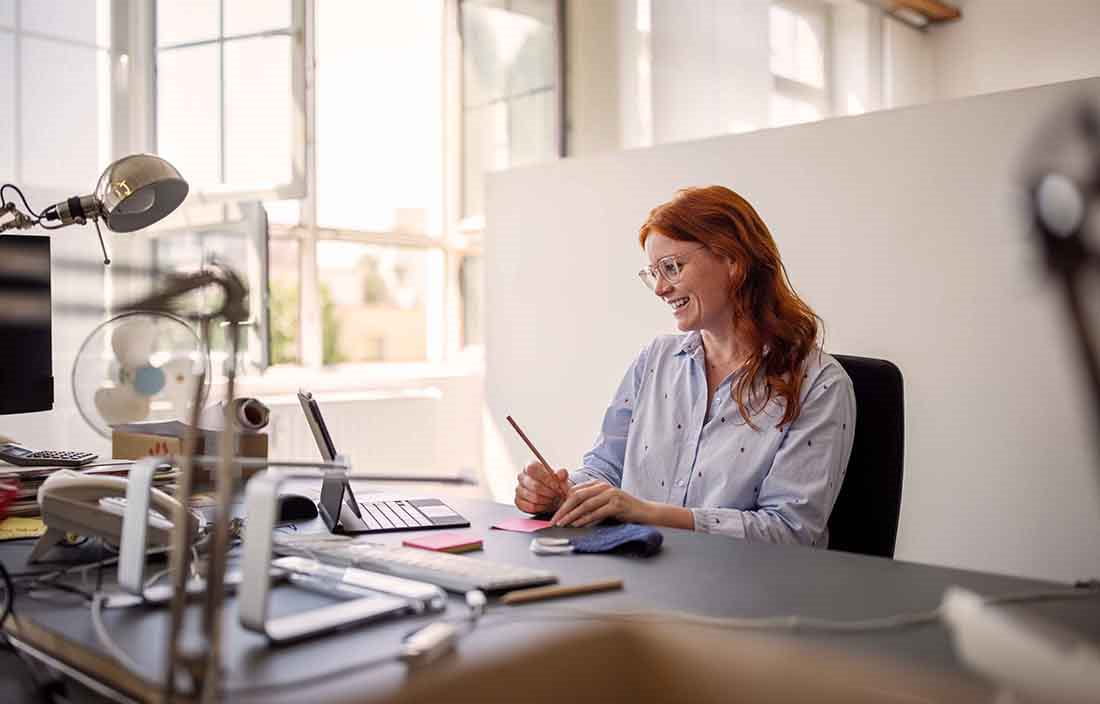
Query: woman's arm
569 344 652 488
692 365 857 545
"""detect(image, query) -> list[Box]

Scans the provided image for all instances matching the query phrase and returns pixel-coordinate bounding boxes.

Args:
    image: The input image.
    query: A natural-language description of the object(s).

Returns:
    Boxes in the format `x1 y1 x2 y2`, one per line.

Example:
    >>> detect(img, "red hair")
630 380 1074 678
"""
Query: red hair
639 186 821 428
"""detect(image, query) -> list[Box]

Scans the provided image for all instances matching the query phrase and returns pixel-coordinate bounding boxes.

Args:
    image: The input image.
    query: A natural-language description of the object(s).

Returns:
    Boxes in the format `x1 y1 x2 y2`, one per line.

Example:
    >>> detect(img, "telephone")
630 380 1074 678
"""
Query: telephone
29 469 200 563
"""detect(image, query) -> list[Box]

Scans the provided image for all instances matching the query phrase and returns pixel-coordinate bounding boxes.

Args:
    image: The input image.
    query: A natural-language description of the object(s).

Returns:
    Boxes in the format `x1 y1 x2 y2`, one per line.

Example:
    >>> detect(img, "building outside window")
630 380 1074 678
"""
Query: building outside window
148 0 562 373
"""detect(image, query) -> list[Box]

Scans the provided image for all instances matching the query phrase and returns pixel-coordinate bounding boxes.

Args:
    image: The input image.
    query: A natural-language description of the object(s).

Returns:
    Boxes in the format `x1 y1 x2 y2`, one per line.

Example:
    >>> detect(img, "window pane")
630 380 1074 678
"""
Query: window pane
461 0 559 219
157 0 219 47
268 238 299 365
263 199 300 226
157 45 220 187
21 39 107 191
316 241 429 363
224 35 292 186
0 33 11 180
21 0 109 46
1 2 14 27
224 0 291 37
316 0 443 235
770 3 825 89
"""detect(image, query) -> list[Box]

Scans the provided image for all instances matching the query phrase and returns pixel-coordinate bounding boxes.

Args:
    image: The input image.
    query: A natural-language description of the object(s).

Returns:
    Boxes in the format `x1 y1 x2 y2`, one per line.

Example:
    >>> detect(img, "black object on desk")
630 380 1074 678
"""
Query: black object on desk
277 493 319 522
0 235 53 415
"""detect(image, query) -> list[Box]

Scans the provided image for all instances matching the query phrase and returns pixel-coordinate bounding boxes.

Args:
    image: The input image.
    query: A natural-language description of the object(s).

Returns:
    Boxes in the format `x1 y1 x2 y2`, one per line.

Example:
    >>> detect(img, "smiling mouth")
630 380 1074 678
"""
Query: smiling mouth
668 297 689 311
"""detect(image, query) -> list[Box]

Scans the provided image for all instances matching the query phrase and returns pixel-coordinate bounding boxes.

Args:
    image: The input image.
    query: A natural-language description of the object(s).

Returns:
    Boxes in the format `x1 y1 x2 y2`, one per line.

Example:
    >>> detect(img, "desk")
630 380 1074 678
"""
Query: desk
2 488 1099 703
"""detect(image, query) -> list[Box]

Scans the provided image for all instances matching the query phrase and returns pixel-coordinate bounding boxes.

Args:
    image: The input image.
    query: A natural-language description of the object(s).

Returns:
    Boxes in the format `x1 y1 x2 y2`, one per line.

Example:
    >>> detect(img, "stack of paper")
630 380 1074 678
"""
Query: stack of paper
0 460 179 517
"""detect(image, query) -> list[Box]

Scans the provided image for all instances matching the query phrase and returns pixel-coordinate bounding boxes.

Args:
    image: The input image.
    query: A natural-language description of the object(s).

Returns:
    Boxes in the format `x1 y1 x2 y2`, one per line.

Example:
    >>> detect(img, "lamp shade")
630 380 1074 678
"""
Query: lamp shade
94 154 189 232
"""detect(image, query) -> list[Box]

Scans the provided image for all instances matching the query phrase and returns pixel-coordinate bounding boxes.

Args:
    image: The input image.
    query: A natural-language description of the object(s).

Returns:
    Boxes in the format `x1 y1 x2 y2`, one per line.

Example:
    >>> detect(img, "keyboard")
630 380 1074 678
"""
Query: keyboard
274 534 558 593
357 499 436 529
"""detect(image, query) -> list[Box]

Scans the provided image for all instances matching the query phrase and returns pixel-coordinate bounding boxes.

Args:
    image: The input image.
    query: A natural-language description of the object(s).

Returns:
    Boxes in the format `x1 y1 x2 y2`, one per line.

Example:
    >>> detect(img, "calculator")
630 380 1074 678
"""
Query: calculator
0 443 98 467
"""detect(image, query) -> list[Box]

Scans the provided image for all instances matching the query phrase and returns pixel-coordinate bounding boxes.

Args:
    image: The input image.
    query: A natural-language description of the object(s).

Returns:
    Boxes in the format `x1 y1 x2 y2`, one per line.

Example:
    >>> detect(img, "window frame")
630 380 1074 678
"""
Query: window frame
1 1 115 188
770 0 834 126
145 0 308 206
125 0 566 382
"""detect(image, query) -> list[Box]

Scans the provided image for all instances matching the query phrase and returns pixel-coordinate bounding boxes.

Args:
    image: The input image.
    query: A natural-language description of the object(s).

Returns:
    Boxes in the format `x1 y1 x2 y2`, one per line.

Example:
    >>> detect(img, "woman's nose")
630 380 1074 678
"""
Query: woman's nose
653 275 673 296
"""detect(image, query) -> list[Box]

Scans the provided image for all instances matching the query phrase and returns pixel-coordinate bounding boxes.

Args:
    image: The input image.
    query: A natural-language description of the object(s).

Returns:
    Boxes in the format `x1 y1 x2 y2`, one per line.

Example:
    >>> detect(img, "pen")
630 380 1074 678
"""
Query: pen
499 578 624 605
506 415 567 495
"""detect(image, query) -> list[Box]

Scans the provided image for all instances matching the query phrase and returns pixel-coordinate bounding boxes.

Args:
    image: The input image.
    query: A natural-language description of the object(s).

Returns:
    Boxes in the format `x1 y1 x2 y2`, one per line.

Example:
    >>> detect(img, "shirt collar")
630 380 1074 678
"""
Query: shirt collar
675 331 703 357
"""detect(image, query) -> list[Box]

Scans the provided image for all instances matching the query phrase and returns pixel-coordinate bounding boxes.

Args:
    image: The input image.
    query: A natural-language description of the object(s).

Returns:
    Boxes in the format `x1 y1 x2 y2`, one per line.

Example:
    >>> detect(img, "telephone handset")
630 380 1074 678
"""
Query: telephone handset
29 469 199 563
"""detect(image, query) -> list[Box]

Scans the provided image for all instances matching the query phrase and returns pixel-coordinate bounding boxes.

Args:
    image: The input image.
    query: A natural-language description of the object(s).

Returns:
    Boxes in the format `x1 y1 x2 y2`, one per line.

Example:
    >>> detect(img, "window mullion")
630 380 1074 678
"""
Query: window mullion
299 0 321 369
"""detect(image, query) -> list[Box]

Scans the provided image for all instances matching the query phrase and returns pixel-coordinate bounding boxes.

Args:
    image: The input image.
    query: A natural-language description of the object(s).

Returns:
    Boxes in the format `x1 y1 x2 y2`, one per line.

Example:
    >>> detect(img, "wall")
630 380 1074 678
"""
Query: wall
484 77 1100 582
932 0 1100 101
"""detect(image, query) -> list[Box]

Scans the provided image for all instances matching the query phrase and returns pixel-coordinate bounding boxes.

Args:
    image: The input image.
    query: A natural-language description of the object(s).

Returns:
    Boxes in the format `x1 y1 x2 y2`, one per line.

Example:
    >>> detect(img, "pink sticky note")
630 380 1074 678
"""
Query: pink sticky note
492 517 553 533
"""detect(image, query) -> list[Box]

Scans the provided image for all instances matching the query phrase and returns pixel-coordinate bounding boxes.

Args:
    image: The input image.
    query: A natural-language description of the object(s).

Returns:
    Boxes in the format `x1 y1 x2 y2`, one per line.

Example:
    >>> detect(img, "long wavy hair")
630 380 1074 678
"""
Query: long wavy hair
639 185 821 429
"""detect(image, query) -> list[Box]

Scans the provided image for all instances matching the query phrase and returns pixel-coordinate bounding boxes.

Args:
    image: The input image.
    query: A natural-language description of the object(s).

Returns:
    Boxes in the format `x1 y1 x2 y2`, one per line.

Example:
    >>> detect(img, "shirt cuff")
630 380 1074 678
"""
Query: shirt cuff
568 468 601 486
691 508 746 539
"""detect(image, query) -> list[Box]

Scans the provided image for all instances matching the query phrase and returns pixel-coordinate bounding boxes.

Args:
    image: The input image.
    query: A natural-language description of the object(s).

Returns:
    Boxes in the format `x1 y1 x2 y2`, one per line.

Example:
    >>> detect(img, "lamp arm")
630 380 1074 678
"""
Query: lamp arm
1 184 112 264
0 202 37 233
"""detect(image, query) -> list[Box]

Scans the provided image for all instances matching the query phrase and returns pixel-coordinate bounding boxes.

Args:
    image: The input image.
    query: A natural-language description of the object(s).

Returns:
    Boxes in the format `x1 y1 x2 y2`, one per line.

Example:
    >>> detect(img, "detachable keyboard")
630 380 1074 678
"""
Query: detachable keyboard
274 534 558 593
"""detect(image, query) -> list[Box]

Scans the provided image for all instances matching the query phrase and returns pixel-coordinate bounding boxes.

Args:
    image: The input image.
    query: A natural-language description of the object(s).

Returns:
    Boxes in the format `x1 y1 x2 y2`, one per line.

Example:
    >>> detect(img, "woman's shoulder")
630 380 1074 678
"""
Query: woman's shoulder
800 349 854 398
623 333 697 374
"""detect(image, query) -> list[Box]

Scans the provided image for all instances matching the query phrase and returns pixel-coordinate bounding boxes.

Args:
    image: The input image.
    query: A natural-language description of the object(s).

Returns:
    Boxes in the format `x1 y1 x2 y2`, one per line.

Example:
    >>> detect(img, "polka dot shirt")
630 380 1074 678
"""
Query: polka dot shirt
569 331 856 547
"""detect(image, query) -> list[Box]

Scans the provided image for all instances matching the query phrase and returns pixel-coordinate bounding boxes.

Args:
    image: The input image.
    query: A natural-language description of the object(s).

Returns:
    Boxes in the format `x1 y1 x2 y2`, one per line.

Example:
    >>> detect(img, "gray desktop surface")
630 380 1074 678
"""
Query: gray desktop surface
2 487 1099 703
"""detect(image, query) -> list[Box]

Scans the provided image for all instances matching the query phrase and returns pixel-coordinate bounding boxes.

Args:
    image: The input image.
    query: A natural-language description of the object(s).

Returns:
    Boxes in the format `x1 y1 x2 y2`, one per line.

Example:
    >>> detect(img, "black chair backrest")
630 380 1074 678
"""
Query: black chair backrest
827 355 904 558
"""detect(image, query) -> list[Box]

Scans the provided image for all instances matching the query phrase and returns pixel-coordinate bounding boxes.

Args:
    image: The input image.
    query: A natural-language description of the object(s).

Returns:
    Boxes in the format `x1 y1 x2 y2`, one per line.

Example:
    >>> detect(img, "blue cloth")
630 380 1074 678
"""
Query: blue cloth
571 524 663 557
570 331 856 547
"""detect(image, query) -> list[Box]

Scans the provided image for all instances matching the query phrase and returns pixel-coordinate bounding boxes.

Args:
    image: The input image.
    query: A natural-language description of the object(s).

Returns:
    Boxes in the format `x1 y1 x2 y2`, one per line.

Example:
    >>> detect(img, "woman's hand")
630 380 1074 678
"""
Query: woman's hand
514 461 570 515
550 480 654 527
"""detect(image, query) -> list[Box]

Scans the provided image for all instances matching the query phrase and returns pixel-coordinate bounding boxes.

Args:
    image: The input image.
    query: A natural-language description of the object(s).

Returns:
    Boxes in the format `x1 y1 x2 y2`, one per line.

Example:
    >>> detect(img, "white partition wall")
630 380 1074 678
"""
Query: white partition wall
484 77 1100 583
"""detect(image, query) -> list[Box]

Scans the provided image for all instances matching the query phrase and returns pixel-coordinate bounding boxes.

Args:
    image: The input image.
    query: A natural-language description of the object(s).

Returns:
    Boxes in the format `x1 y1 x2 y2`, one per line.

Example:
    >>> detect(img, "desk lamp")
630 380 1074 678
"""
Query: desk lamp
0 153 188 264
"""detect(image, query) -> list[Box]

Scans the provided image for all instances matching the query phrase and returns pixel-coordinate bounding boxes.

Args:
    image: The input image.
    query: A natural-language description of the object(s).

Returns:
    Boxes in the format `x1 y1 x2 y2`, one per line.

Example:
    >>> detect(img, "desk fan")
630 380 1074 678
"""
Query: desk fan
71 311 209 438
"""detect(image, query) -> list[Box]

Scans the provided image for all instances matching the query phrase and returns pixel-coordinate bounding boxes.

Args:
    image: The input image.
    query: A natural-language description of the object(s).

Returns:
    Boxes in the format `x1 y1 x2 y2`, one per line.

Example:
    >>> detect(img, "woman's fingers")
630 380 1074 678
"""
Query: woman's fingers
517 471 560 501
514 484 556 514
573 501 618 528
552 484 613 526
550 484 594 524
522 462 569 497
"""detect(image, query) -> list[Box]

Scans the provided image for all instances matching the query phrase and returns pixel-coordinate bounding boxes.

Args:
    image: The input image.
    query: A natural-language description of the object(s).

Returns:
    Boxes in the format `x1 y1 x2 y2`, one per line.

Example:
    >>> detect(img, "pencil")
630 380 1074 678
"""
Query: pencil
500 579 624 605
506 415 555 474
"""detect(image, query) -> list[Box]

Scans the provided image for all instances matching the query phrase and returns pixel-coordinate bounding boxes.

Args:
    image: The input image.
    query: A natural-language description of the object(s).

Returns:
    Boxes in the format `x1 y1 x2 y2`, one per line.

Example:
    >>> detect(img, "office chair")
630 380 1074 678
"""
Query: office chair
827 355 904 558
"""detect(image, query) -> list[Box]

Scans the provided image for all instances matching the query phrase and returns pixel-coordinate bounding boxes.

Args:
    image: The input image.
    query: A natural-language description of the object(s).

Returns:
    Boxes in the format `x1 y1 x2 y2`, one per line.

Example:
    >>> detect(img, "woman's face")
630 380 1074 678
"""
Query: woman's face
643 230 736 333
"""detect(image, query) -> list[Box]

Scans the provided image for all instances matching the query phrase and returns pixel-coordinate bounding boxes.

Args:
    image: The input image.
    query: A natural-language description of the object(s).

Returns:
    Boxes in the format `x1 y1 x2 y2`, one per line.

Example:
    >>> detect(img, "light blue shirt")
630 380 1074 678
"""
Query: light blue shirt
571 331 856 547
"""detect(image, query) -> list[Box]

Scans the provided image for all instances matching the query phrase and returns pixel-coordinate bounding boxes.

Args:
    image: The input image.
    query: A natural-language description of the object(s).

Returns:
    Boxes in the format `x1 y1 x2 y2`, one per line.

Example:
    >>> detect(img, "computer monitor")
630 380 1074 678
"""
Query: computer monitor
0 235 53 414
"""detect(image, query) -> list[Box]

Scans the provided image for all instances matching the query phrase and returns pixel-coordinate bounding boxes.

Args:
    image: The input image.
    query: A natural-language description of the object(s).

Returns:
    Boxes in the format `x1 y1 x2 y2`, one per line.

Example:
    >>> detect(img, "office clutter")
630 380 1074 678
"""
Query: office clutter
0 459 167 517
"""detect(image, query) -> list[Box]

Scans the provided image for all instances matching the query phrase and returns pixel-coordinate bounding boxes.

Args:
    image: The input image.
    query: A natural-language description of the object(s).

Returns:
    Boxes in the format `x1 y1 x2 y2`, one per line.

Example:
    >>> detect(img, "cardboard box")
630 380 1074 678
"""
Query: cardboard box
112 421 268 481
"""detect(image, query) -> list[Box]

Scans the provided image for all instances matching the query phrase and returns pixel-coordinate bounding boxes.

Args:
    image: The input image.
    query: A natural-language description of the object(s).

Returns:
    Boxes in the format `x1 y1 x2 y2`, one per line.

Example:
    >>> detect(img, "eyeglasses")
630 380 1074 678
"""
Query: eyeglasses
637 246 706 291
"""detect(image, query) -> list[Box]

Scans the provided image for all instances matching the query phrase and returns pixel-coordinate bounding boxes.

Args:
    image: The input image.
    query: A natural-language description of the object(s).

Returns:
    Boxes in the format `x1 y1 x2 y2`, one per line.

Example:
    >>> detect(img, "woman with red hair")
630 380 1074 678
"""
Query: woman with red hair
514 186 856 546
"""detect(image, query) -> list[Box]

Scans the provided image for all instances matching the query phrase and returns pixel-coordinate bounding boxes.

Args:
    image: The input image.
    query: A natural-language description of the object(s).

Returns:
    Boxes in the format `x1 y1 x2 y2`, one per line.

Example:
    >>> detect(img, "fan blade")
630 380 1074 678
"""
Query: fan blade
94 386 151 426
111 318 157 368
160 356 201 412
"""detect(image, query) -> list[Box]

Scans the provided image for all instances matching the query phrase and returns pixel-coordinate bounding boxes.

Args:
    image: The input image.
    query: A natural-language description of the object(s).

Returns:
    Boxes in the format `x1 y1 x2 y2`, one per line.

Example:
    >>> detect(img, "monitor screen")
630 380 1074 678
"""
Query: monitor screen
0 235 53 414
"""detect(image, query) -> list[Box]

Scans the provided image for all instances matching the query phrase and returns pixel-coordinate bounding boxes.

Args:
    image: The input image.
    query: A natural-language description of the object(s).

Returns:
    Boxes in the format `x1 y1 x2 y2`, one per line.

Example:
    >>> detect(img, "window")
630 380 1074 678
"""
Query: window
154 0 304 199
0 0 114 193
769 0 831 128
138 0 562 375
460 0 563 222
